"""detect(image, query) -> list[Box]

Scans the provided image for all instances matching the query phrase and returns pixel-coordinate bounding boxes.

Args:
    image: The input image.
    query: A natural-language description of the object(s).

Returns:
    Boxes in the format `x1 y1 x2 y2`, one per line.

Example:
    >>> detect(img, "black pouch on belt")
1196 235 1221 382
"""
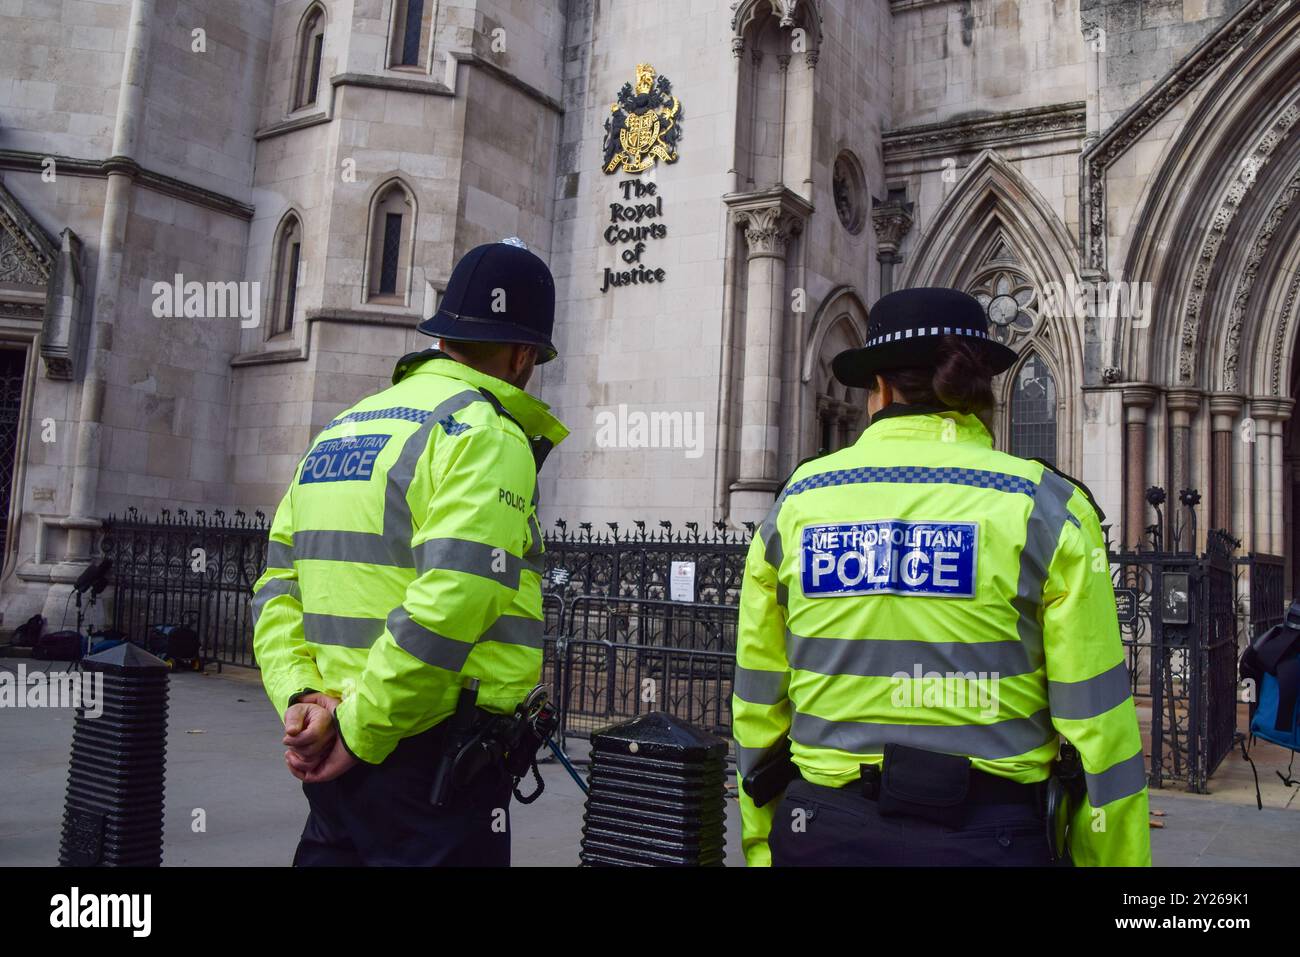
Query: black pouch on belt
876 743 972 828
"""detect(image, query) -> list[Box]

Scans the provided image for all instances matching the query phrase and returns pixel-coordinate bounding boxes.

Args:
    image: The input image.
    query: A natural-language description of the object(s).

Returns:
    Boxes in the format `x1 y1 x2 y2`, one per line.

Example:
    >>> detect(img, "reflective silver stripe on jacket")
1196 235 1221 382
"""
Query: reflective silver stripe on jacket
382 389 485 547
387 606 475 671
759 499 782 570
292 529 409 568
303 612 386 649
790 707 1055 761
390 608 541 667
758 499 787 606
413 537 523 588
1048 660 1132 721
735 744 772 778
524 483 544 573
733 665 790 705
1084 750 1147 805
251 577 300 625
785 630 1035 680
480 614 544 650
266 540 294 570
1012 469 1076 674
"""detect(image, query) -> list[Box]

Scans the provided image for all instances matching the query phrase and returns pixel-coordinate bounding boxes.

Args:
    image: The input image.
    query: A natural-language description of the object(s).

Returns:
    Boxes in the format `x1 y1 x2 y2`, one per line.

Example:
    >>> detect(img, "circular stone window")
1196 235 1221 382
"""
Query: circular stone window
833 151 866 235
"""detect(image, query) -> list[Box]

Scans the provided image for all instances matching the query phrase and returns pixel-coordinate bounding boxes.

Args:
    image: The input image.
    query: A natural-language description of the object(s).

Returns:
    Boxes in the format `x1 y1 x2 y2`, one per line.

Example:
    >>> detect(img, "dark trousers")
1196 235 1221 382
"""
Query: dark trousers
769 778 1055 866
292 722 513 867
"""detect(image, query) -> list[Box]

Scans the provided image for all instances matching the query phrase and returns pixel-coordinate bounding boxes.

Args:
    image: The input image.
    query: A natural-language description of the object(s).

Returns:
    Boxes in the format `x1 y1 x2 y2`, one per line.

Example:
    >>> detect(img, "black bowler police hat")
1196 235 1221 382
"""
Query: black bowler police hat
832 286 1018 388
418 239 558 363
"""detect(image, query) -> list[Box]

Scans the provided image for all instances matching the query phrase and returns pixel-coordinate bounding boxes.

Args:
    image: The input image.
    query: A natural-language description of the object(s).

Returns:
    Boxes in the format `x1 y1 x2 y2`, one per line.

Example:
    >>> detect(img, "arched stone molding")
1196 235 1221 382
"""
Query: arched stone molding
1113 0 1300 388
1227 158 1300 400
1265 239 1300 400
730 0 820 197
801 284 867 384
900 151 1078 301
898 150 1083 471
730 0 822 64
800 285 868 458
1080 0 1293 272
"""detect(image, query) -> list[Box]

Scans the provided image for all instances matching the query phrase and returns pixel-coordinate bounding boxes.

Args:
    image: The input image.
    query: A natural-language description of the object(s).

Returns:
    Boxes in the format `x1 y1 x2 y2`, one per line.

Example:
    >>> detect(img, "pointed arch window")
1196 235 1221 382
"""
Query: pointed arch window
812 314 868 455
365 181 416 303
293 5 326 110
1010 351 1057 465
815 386 862 454
270 213 303 337
390 0 428 69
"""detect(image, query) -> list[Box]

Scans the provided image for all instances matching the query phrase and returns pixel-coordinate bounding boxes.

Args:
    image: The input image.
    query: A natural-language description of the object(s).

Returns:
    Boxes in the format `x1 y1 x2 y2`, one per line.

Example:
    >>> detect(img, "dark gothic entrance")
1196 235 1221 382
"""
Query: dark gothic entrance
0 347 26 558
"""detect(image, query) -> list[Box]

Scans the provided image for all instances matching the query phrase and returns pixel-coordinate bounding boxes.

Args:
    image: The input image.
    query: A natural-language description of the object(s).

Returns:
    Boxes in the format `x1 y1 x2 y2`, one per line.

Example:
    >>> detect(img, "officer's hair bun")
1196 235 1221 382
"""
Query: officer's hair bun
881 336 997 431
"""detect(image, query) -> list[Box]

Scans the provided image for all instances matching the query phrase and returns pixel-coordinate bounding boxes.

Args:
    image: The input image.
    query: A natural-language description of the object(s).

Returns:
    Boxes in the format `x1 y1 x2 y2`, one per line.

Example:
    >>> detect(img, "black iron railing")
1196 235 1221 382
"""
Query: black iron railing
542 596 738 743
94 500 1285 793
98 508 269 669
1237 552 1285 639
1108 486 1287 792
540 519 750 605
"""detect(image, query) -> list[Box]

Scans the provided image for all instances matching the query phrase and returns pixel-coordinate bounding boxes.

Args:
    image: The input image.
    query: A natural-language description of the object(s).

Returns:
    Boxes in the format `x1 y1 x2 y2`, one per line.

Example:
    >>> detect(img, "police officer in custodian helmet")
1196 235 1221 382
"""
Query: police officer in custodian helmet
732 287 1150 866
252 240 568 866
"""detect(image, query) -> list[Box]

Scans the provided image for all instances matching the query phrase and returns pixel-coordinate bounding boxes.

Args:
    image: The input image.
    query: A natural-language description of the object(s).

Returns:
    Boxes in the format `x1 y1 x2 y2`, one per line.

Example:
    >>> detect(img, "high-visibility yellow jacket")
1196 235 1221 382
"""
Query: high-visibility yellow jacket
733 407 1150 867
251 350 568 765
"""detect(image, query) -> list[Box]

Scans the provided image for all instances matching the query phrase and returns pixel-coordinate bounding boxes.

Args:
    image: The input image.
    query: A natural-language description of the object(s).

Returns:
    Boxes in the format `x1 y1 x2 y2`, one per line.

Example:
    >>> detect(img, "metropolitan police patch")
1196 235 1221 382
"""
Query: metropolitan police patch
800 520 978 598
299 434 391 485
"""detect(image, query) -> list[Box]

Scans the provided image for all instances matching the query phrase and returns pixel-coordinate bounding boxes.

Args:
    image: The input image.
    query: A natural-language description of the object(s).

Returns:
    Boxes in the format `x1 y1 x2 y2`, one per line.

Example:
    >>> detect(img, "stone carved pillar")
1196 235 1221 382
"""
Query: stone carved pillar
1208 393 1243 537
1122 385 1157 549
724 188 811 523
870 196 914 296
1165 388 1202 542
1249 397 1293 555
1273 401 1293 553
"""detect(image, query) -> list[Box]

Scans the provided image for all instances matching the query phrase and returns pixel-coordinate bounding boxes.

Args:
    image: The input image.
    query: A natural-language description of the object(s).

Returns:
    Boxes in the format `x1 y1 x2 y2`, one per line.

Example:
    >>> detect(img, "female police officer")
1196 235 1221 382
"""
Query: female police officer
732 287 1149 866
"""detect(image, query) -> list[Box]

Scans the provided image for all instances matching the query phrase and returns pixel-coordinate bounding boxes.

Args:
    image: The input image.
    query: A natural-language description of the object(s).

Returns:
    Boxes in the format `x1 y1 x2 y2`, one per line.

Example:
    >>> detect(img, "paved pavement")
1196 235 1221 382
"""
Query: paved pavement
1 658 1295 867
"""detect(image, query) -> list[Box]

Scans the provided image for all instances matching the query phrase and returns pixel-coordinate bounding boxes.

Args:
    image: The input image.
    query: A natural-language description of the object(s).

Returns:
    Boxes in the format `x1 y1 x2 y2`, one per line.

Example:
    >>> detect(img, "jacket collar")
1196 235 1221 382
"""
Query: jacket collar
392 349 569 448
863 402 992 447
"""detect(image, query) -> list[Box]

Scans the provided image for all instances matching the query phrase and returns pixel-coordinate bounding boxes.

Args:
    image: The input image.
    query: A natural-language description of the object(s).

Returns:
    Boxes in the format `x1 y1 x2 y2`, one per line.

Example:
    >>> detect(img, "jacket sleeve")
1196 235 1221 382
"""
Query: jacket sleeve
1042 495 1151 866
251 483 324 720
732 524 792 867
334 422 536 764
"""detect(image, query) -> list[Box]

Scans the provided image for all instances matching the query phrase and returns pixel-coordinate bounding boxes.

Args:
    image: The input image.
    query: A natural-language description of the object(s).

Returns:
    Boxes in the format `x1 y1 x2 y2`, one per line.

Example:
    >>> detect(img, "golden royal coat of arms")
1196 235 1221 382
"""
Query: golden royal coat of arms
602 63 683 175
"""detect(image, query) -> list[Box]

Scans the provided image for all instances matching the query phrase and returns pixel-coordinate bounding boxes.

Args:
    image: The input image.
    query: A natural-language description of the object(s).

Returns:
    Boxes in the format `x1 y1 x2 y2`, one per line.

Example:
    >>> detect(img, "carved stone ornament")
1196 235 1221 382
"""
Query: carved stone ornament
1270 267 1300 395
738 204 802 257
1080 0 1289 270
1221 165 1300 391
870 197 914 257
0 181 85 380
730 0 821 64
0 212 51 286
1175 99 1300 382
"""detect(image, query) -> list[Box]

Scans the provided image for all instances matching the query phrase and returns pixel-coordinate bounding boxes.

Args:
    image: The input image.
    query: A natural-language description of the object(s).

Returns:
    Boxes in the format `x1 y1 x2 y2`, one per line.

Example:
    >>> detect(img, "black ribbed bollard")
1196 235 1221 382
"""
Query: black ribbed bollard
59 642 170 867
579 711 728 866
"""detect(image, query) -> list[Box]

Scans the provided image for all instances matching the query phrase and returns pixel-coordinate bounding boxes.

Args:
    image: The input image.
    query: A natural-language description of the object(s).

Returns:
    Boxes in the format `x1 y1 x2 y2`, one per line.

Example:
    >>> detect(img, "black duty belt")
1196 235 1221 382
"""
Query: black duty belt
851 762 1044 806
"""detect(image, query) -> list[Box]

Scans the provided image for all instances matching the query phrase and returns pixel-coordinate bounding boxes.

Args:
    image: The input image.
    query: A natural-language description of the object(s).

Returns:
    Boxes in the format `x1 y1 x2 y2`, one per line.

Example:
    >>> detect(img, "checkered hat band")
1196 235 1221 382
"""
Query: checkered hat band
864 326 989 349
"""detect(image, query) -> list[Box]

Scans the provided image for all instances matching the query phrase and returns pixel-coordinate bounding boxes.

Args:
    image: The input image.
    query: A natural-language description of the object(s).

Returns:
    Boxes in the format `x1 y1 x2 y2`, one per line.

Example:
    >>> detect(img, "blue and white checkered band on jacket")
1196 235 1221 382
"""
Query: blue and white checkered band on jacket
863 326 990 349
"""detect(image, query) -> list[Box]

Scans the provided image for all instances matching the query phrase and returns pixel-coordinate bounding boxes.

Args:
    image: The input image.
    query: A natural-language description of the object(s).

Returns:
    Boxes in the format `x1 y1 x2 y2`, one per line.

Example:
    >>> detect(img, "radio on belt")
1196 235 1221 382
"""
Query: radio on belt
800 519 978 598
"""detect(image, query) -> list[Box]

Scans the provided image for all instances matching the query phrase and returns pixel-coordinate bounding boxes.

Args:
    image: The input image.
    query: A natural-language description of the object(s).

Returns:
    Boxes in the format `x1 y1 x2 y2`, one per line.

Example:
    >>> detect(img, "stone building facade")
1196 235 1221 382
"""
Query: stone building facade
0 0 1298 629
